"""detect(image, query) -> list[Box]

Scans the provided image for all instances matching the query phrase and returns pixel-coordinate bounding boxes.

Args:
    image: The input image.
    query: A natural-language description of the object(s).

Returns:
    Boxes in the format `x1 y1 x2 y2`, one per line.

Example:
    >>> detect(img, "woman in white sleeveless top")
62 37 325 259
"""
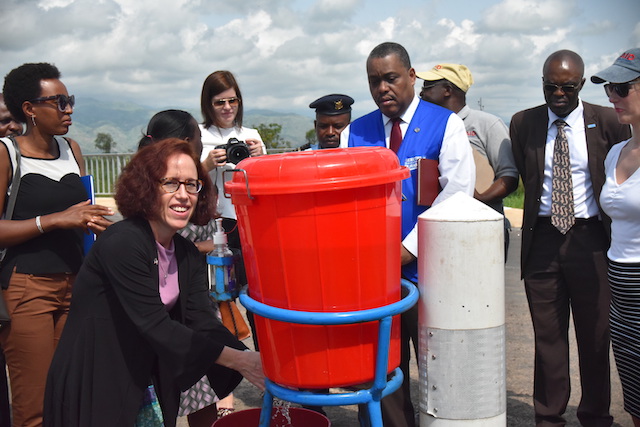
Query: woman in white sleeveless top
0 62 113 427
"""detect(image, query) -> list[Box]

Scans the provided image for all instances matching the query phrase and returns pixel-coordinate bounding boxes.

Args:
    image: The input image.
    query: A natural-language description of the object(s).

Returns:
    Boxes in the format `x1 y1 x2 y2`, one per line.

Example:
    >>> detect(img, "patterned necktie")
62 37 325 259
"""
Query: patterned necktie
389 118 402 153
550 119 575 234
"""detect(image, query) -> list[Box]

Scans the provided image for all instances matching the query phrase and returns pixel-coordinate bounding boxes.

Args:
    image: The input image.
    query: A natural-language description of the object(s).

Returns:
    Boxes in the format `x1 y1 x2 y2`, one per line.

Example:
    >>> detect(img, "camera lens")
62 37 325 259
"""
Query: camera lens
227 144 251 163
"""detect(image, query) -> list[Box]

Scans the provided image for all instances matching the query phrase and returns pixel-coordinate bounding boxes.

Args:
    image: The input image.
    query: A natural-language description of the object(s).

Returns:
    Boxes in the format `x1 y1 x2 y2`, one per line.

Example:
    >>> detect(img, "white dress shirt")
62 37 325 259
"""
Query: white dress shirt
539 100 600 219
341 96 475 257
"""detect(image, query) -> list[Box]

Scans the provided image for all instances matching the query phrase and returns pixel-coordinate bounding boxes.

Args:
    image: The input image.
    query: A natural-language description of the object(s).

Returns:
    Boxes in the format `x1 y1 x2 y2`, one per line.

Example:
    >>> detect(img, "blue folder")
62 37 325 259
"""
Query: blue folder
81 175 96 255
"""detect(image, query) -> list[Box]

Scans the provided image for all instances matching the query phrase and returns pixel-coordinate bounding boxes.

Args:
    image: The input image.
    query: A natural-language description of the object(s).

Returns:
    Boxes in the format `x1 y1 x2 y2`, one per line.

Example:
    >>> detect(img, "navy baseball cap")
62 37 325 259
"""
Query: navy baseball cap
591 48 640 84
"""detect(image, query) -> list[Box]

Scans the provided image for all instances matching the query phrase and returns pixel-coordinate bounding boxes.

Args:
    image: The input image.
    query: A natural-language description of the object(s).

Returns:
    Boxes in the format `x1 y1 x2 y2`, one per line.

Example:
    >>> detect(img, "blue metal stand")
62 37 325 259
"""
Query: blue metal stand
239 279 419 427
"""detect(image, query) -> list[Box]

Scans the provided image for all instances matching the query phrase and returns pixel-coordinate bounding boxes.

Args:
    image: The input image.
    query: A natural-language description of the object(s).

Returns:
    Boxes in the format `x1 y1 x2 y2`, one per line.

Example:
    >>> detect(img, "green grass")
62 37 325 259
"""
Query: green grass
504 179 524 209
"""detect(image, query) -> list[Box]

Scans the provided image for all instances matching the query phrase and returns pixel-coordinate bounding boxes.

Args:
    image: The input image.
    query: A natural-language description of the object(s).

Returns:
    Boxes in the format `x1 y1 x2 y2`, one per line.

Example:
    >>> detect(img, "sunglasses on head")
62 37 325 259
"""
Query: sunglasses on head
604 80 639 98
212 97 239 107
543 83 580 94
29 94 75 112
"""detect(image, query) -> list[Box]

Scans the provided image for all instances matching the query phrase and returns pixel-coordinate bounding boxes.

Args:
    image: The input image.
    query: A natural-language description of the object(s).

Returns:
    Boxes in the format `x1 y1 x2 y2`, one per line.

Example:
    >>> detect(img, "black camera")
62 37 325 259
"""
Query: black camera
215 138 251 164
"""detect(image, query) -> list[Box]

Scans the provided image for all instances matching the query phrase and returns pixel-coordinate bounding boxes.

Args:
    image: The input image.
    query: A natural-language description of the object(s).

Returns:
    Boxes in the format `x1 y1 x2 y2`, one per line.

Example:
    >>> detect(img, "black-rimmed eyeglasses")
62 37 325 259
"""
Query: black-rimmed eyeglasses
29 94 75 112
160 178 203 194
604 80 639 98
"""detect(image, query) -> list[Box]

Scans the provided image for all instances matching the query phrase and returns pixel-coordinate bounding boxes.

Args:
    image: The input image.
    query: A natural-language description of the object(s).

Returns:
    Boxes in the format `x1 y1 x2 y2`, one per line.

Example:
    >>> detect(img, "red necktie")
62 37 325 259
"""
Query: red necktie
390 118 402 153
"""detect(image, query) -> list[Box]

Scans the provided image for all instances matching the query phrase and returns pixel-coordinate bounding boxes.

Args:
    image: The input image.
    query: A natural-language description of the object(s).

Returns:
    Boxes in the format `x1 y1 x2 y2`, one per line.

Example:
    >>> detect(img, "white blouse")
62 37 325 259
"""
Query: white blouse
199 125 264 219
600 139 640 262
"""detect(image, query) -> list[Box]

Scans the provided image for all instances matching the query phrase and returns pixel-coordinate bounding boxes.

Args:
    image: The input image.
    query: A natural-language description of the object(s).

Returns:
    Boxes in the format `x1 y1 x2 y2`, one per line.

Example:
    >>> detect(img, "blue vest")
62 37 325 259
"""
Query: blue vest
348 100 452 282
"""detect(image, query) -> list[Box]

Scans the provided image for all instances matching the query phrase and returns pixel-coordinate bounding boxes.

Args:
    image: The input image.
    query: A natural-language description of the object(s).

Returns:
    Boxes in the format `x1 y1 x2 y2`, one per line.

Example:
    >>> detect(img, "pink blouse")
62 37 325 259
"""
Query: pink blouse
156 241 179 310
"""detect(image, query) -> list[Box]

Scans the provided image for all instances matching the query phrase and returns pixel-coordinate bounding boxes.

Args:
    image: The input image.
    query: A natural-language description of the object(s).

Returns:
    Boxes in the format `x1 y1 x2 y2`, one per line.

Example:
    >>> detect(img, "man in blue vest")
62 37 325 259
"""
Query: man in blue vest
341 42 475 427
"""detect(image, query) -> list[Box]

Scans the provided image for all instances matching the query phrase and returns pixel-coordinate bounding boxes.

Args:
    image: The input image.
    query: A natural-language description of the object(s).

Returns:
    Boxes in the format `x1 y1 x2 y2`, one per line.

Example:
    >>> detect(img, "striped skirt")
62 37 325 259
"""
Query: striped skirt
608 260 640 418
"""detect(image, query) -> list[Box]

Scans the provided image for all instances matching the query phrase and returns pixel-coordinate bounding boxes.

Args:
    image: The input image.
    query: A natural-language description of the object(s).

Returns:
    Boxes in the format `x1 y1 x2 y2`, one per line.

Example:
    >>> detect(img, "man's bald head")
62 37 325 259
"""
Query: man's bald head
542 50 586 117
543 50 585 78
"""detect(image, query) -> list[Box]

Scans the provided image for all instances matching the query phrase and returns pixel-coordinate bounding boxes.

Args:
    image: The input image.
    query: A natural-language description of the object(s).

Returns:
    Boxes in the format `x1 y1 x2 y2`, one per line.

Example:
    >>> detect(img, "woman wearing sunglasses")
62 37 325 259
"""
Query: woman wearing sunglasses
197 70 265 420
44 139 264 427
0 62 114 426
199 70 265 238
594 48 640 427
199 70 266 170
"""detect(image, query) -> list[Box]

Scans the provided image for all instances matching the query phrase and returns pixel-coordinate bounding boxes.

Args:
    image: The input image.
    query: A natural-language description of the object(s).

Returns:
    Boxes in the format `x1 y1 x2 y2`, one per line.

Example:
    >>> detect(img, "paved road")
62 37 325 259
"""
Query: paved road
88 201 631 425
503 230 628 427
184 228 631 427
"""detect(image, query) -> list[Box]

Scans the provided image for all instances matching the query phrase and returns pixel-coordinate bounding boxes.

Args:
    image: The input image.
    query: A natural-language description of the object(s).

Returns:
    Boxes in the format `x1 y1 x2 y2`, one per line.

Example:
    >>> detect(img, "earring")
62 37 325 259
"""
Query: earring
31 115 36 127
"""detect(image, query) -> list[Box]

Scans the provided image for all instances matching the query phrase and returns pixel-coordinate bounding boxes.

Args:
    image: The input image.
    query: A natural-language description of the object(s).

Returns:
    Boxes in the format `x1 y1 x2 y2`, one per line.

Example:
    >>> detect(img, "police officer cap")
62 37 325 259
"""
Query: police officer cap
309 94 354 116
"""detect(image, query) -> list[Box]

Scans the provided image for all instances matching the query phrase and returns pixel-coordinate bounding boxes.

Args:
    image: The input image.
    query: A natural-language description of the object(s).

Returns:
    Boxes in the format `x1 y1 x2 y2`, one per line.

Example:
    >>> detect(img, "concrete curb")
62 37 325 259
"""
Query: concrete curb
505 207 523 228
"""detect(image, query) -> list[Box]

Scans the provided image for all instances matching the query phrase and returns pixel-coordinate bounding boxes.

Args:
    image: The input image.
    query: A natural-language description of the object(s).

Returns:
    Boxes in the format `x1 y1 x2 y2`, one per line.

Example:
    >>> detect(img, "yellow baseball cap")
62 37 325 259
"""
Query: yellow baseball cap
416 63 474 93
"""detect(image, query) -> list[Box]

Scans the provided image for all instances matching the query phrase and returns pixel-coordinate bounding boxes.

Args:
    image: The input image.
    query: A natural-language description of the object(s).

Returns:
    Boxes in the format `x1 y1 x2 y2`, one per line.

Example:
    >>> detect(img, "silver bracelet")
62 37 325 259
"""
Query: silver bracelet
35 216 45 234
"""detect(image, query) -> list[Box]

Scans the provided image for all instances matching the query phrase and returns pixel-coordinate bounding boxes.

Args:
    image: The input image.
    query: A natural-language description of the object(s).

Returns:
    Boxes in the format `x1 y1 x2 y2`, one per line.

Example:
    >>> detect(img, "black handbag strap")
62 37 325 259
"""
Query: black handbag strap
4 136 21 220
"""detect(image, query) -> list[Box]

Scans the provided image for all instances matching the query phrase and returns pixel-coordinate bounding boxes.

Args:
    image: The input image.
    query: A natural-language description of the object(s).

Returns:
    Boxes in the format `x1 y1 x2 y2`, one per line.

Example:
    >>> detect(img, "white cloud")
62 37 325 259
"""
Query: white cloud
308 0 361 26
0 0 634 123
575 20 616 37
527 28 571 56
246 11 304 58
378 17 397 40
180 23 209 52
437 19 480 49
482 0 574 33
633 22 640 46
38 0 76 11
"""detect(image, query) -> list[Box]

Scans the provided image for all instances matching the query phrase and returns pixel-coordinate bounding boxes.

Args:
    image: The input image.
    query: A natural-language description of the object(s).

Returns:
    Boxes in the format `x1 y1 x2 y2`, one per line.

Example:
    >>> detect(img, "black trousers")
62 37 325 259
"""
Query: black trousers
524 218 612 427
358 281 418 427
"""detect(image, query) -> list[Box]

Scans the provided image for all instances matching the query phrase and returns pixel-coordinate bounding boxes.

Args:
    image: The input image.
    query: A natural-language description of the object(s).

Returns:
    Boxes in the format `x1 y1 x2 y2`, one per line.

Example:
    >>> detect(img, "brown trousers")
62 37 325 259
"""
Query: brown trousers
524 219 612 427
0 272 73 427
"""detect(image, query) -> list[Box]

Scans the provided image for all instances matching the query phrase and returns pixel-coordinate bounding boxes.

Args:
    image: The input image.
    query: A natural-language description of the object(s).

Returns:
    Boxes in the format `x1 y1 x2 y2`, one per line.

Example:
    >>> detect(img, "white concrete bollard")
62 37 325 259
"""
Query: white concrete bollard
417 192 506 426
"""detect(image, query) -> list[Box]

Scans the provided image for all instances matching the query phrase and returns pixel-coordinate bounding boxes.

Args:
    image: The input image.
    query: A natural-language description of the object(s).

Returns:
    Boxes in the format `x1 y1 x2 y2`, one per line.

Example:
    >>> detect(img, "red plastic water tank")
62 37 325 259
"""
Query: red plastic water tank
226 147 409 388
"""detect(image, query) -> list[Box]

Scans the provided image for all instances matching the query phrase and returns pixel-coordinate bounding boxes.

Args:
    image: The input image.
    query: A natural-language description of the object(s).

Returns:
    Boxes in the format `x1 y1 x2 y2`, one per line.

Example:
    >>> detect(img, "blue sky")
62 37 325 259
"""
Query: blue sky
0 0 638 124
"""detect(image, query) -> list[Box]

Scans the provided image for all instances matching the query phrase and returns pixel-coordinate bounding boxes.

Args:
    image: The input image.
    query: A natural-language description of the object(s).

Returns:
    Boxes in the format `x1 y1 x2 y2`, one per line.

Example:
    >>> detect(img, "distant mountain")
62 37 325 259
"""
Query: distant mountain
67 98 314 154
243 109 315 148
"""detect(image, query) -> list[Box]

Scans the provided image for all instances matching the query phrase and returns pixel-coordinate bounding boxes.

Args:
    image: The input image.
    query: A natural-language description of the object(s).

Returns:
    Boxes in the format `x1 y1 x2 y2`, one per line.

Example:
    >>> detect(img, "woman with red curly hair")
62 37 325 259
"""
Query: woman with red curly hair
43 139 264 427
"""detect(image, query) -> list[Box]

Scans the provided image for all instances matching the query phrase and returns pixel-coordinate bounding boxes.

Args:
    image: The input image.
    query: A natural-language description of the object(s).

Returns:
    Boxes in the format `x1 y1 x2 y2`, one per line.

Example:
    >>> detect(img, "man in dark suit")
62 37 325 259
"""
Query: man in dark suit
511 50 632 426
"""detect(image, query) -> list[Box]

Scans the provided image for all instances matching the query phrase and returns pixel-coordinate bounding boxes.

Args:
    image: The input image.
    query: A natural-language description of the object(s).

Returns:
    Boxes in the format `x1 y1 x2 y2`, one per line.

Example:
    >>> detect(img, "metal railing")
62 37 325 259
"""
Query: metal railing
84 153 132 196
84 147 304 196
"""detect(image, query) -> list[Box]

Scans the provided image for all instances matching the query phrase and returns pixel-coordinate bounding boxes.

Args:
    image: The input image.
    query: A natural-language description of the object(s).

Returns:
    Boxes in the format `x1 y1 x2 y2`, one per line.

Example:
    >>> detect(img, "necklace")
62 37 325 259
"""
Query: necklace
154 257 168 281
155 240 175 286
158 260 168 280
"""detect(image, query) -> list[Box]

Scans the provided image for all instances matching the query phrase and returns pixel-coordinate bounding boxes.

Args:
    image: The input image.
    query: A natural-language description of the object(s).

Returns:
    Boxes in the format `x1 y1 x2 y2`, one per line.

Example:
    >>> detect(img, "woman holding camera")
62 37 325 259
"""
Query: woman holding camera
199 70 265 211
198 70 264 419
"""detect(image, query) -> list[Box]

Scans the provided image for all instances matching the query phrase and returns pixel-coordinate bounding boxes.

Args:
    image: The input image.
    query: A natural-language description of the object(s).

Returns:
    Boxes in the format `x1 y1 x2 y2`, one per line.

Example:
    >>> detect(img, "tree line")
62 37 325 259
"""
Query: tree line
93 123 316 153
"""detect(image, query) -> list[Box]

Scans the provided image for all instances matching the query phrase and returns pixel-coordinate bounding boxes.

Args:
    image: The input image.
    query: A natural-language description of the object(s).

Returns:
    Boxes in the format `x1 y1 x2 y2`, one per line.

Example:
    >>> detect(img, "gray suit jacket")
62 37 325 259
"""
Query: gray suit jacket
510 101 631 275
